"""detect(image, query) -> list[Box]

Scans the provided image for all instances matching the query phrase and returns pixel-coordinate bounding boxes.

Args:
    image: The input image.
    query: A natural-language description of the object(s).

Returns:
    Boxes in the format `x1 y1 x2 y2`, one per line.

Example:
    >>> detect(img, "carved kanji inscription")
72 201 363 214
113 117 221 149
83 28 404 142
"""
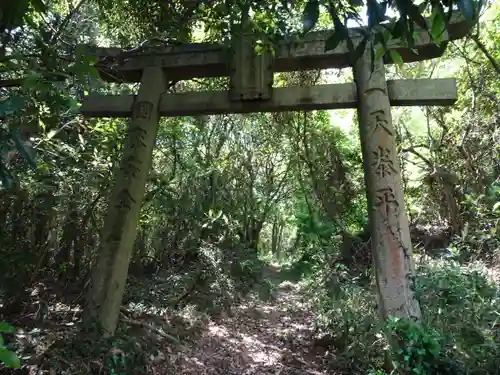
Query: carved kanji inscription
372 146 397 177
107 215 127 242
115 188 136 210
121 156 141 178
364 87 386 96
375 187 399 216
132 101 153 120
369 110 393 136
120 126 148 179
128 126 147 149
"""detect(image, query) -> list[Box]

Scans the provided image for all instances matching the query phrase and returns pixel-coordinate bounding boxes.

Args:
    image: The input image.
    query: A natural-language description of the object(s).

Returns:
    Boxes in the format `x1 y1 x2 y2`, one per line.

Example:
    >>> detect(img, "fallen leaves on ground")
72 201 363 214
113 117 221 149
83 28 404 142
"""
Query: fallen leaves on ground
166 280 332 375
2 274 340 374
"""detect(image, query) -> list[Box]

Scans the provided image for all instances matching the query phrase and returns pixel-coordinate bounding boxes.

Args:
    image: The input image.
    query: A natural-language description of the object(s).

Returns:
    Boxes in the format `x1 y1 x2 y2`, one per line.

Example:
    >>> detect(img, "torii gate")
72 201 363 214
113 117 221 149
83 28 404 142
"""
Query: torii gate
80 15 473 335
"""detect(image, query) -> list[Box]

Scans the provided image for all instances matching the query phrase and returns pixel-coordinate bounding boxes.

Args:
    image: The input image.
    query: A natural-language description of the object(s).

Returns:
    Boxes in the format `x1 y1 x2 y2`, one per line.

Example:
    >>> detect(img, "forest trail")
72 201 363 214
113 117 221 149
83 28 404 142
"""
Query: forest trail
171 268 330 375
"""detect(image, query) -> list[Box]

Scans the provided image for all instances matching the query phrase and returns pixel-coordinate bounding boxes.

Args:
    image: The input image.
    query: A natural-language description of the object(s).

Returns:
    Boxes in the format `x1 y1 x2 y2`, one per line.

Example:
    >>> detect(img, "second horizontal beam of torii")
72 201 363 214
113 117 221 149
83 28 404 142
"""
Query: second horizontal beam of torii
81 78 457 117
82 14 473 83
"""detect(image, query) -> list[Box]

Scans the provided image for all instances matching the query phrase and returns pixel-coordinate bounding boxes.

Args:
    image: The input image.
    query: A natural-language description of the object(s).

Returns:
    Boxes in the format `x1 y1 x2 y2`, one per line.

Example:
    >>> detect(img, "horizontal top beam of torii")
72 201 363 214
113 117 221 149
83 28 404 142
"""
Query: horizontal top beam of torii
82 13 473 83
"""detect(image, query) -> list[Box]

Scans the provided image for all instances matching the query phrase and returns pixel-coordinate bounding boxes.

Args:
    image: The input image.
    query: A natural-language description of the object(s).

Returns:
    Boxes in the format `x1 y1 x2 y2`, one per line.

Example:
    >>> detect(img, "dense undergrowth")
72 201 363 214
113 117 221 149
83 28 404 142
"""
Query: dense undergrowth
0 227 499 374
0 1 498 373
303 256 500 375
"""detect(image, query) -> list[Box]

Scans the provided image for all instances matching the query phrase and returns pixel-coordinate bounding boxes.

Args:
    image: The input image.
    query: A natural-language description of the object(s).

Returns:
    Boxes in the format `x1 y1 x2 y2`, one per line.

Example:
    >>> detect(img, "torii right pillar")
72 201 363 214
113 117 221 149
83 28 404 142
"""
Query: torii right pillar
354 44 422 321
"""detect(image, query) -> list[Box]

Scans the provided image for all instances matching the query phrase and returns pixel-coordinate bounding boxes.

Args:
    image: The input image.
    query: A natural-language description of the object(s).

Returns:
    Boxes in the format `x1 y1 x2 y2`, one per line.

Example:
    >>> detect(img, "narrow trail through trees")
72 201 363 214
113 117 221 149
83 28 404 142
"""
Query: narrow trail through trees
172 272 330 375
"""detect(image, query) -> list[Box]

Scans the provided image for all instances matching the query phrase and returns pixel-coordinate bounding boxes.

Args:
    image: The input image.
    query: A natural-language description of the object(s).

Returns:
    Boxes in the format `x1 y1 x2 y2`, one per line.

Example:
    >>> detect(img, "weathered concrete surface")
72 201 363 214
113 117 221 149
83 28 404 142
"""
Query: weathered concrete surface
84 67 166 336
80 78 457 117
354 44 422 321
83 14 474 82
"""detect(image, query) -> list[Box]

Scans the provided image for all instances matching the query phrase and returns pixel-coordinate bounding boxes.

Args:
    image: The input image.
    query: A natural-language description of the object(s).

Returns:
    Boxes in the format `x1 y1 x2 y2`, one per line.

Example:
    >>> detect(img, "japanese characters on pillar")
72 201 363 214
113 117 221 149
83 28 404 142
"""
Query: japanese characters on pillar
354 41 421 321
133 101 154 120
86 67 166 335
108 101 151 241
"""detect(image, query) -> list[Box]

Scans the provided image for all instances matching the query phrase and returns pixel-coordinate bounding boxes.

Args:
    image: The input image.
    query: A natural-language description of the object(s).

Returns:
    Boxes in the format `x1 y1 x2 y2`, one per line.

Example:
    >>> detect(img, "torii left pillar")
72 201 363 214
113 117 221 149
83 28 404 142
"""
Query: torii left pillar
84 67 166 335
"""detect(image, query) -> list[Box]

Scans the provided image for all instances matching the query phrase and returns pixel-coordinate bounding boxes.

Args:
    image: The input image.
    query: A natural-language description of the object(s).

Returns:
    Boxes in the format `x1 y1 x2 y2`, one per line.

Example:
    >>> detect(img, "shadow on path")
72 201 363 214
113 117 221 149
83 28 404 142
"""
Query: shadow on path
171 266 332 374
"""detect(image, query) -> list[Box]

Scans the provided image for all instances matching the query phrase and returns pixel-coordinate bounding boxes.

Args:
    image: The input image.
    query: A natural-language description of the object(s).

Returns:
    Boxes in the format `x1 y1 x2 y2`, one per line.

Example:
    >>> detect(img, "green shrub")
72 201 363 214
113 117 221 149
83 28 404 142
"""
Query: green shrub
0 322 20 369
310 259 500 374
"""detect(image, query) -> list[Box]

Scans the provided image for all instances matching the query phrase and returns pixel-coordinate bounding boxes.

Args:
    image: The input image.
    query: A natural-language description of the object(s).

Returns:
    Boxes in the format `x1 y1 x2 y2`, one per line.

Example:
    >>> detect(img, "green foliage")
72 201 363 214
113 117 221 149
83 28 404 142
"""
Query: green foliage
0 96 25 118
370 261 500 374
309 259 500 374
385 317 442 375
309 271 380 364
0 96 36 187
417 262 500 369
0 322 20 369
106 334 148 375
392 6 499 267
302 0 320 33
289 202 338 276
93 0 481 59
0 0 497 374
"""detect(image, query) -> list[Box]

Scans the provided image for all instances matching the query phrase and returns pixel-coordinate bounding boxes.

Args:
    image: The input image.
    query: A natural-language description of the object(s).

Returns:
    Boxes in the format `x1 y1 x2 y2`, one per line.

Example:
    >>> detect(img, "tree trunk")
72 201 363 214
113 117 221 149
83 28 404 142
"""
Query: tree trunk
55 199 78 281
72 209 89 281
277 223 284 258
3 187 30 315
353 44 421 322
271 220 279 255
33 189 56 270
84 67 166 336
0 190 10 227
243 219 264 250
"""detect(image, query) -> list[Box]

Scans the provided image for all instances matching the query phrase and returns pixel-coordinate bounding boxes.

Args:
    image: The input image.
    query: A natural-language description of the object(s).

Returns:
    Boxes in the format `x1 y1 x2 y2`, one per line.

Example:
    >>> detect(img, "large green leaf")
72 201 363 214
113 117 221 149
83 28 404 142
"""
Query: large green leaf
390 49 404 67
391 17 406 39
430 5 446 44
457 0 478 21
0 348 20 368
302 0 319 33
30 0 48 13
352 36 368 64
22 71 42 90
0 322 16 334
324 29 344 52
407 3 428 31
366 0 387 26
0 96 25 118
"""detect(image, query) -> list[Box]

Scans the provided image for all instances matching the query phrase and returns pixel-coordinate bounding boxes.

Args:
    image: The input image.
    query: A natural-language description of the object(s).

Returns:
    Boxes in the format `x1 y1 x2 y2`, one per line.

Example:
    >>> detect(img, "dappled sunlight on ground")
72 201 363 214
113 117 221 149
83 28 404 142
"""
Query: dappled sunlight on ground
171 279 331 375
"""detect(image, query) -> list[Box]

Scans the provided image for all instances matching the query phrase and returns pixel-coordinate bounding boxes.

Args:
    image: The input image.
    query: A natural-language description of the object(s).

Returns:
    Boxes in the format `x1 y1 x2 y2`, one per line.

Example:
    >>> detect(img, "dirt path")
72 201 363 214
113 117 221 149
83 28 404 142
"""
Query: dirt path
172 278 330 375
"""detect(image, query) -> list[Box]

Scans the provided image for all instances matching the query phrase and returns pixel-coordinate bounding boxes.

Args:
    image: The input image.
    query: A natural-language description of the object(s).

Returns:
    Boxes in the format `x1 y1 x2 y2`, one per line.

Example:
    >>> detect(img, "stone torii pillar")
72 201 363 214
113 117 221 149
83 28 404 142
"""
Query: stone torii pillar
83 67 167 334
81 15 472 335
354 46 421 320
